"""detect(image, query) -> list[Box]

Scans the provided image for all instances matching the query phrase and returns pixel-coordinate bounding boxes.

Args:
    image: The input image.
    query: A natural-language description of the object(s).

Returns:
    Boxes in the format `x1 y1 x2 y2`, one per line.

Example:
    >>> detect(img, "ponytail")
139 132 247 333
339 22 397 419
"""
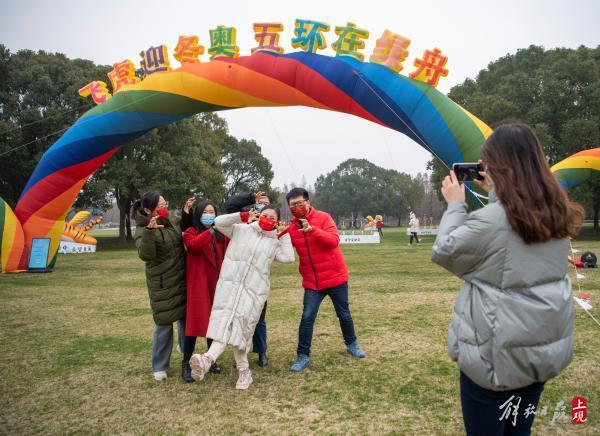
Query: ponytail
131 191 160 219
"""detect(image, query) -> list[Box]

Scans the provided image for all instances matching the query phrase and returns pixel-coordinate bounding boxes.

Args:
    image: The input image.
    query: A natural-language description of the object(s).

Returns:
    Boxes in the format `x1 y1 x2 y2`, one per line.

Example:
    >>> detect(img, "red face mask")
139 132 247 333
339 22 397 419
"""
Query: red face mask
258 215 277 232
291 204 308 219
155 207 168 219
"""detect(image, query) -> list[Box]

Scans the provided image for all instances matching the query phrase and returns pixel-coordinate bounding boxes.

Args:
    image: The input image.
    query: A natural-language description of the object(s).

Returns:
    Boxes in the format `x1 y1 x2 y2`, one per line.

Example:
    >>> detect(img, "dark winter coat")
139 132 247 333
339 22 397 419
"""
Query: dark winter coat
134 212 186 325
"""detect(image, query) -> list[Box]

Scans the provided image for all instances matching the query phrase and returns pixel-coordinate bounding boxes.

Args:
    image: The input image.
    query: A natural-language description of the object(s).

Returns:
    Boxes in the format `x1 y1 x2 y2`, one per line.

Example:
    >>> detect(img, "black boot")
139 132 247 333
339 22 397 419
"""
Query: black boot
258 353 269 367
209 362 221 374
182 361 194 383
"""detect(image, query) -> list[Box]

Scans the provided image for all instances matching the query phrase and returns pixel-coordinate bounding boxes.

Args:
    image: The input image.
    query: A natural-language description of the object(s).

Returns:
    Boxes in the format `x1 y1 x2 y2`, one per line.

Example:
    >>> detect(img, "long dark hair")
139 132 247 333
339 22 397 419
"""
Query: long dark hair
132 191 160 219
192 200 218 231
481 122 583 244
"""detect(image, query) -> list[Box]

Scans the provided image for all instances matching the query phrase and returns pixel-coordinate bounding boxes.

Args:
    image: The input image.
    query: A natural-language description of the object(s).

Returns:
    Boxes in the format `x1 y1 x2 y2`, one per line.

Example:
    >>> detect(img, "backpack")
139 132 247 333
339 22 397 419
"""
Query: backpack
581 251 597 268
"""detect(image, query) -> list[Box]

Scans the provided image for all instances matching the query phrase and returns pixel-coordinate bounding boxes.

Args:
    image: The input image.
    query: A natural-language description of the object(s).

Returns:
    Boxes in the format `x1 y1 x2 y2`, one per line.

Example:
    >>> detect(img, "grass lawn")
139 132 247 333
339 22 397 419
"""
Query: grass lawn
0 227 598 434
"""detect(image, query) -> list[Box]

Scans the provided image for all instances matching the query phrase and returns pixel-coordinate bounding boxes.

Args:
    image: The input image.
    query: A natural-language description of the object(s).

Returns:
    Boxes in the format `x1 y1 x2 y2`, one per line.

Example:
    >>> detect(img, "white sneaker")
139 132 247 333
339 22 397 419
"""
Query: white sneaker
153 370 167 381
236 368 253 390
189 354 213 382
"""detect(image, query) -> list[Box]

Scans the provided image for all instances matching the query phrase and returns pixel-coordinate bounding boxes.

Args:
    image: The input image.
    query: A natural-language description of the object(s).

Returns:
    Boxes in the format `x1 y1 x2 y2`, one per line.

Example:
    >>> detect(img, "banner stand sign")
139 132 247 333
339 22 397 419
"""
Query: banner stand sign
27 238 52 273
340 231 381 244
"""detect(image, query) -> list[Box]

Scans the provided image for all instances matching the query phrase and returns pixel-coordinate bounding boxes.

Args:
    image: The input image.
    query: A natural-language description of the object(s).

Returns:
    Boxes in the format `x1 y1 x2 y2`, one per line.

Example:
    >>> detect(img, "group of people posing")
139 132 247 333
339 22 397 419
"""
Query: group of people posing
134 121 582 435
132 187 365 390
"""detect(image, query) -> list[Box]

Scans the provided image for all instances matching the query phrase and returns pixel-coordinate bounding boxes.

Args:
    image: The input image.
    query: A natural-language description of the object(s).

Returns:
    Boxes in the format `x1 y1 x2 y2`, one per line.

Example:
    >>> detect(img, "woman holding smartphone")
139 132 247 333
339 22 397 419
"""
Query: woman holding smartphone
432 122 583 435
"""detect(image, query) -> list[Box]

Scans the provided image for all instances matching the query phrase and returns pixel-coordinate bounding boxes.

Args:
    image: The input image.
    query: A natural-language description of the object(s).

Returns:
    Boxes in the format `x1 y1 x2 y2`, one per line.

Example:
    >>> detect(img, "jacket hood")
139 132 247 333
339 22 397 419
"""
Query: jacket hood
135 212 150 227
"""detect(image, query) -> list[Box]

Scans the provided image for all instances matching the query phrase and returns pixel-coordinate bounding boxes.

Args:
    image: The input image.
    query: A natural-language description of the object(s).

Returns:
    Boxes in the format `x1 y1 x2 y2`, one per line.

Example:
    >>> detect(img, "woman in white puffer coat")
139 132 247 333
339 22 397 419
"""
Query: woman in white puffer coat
189 206 295 389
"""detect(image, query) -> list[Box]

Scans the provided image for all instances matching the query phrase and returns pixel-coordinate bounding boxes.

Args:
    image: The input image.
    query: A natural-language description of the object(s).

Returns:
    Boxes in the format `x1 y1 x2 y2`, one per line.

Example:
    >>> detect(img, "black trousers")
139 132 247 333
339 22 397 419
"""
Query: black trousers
252 302 268 354
460 371 545 436
409 232 420 244
182 336 212 363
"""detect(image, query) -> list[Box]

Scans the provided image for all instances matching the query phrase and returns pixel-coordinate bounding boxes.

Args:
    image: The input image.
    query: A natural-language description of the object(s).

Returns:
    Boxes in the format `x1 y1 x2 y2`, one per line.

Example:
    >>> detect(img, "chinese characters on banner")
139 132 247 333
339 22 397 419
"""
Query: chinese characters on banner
252 23 284 54
79 19 450 105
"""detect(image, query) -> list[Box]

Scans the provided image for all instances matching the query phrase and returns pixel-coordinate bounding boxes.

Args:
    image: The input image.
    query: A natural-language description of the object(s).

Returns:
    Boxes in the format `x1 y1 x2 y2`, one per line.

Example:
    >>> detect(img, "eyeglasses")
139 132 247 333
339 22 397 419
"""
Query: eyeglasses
289 200 307 208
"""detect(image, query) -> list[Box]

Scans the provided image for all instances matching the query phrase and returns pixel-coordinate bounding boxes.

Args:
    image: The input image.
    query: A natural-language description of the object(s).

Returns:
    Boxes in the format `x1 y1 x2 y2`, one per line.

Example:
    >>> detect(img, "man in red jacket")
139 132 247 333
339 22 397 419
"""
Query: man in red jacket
285 188 365 372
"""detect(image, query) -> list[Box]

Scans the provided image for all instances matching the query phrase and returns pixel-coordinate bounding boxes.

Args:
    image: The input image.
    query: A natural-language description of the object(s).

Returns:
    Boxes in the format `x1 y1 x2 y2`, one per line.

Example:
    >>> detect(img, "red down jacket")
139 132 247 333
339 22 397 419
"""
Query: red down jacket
182 227 229 337
288 207 348 291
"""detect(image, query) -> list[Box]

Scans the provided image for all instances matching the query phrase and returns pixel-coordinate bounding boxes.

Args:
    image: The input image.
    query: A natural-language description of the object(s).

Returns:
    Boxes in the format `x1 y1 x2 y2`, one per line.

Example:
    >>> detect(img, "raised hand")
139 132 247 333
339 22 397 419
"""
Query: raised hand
147 216 165 229
254 191 266 203
299 218 312 233
473 160 493 193
441 171 466 203
247 209 259 223
183 197 196 214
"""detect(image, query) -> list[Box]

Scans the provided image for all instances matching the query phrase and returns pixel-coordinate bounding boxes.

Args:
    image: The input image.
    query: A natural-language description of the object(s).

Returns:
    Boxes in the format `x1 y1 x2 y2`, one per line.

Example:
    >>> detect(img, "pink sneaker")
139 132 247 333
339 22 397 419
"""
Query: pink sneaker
189 354 213 382
235 368 253 390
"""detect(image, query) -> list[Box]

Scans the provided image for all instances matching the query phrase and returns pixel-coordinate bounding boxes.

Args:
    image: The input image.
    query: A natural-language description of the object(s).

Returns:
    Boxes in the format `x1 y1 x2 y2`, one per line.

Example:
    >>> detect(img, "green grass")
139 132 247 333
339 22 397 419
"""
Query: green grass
0 227 598 434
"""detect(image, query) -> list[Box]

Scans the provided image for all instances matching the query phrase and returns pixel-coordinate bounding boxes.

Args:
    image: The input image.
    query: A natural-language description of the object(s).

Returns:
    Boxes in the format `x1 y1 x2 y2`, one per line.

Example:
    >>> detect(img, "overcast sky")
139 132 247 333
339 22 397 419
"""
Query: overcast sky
1 0 599 189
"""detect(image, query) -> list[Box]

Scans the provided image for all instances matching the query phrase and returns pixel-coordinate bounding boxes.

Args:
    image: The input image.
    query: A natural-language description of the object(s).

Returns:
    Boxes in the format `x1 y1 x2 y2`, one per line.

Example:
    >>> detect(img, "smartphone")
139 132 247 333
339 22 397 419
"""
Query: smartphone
452 163 485 182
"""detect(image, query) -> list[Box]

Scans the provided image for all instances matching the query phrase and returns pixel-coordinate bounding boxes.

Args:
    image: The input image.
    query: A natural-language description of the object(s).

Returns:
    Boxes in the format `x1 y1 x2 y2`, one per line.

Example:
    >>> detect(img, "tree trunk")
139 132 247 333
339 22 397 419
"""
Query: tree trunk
118 203 127 243
125 207 133 240
594 203 599 234
116 194 131 243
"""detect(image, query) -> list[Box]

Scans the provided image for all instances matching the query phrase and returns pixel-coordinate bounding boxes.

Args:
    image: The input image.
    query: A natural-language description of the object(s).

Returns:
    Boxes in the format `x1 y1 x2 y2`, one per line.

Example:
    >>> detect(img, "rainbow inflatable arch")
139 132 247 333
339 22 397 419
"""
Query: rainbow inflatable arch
551 148 600 190
2 50 495 272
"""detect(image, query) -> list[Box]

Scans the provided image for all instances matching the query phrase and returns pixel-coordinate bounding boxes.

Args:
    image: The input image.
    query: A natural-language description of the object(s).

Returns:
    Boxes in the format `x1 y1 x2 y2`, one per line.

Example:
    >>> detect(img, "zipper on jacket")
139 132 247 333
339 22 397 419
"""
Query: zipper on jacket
303 233 319 289
224 232 263 333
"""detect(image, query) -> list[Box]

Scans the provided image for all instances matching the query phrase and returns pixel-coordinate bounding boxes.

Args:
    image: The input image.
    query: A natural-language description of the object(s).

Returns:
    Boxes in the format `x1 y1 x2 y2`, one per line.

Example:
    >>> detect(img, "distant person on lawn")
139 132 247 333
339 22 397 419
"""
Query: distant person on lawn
133 192 187 382
285 187 365 373
376 216 383 237
408 209 421 246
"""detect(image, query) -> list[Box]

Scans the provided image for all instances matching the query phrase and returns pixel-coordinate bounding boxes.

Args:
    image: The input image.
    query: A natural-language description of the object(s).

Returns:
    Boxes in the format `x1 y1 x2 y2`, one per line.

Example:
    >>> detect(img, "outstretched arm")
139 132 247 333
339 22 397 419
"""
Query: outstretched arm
214 212 248 239
275 233 295 263
183 228 213 255
307 214 340 249
225 192 255 213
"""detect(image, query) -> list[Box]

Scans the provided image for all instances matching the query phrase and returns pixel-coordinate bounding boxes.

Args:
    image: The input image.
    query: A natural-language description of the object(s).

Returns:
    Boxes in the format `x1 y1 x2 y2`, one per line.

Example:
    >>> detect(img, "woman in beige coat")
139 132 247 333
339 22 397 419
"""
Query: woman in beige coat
189 206 295 389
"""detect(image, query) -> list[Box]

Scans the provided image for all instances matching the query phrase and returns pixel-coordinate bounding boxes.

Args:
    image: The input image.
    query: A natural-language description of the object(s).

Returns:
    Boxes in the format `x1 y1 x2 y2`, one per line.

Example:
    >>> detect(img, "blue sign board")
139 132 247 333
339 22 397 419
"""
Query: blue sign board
28 238 50 270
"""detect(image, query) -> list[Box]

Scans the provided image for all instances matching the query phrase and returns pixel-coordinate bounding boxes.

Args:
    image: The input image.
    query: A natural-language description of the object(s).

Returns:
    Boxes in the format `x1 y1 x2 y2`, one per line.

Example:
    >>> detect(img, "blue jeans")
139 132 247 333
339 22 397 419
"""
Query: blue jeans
151 319 185 372
297 282 357 356
252 302 267 354
460 371 545 436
